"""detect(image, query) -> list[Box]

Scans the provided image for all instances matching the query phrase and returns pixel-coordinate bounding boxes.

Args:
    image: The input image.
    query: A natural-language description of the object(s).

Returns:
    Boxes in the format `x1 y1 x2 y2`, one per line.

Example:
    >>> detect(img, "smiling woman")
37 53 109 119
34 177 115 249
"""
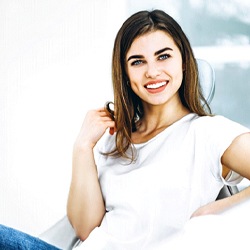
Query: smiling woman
126 31 183 107
110 9 211 157
66 9 250 249
1 8 250 250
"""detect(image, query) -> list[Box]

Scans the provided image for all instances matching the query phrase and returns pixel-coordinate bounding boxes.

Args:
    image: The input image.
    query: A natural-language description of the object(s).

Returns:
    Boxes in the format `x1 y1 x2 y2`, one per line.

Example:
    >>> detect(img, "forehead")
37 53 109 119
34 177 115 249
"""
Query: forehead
126 30 177 57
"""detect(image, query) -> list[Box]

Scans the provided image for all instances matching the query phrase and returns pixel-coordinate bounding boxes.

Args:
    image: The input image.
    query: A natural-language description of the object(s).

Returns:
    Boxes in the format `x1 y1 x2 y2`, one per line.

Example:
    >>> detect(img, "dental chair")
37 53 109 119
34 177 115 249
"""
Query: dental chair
39 59 238 249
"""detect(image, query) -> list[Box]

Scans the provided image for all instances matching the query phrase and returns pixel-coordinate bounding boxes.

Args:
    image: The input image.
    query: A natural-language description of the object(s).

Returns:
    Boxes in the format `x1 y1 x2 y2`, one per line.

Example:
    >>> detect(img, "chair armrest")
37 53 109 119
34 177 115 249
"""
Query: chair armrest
216 185 239 200
39 216 79 250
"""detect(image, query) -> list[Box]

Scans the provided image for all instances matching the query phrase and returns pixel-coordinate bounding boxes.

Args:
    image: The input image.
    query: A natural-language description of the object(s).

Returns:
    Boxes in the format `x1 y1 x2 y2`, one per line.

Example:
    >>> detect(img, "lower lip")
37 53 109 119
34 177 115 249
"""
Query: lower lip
146 84 167 94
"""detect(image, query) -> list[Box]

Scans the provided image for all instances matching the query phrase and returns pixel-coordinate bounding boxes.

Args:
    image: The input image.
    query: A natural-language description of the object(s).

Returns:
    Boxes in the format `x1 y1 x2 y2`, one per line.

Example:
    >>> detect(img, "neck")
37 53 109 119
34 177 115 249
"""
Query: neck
136 101 190 133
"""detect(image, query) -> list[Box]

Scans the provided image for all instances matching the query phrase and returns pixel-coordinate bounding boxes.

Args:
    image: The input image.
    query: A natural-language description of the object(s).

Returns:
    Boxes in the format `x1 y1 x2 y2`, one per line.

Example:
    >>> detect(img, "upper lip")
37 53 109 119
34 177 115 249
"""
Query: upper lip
144 80 169 88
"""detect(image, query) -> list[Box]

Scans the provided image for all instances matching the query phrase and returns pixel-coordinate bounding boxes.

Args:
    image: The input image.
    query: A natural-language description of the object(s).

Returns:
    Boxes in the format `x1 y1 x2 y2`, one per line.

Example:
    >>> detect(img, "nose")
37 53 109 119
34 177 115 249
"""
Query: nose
145 62 161 78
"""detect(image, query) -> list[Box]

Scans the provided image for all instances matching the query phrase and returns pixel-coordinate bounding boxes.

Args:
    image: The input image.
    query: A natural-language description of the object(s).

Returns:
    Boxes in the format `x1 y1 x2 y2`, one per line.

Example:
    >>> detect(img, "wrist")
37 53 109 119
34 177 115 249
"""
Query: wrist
73 139 95 152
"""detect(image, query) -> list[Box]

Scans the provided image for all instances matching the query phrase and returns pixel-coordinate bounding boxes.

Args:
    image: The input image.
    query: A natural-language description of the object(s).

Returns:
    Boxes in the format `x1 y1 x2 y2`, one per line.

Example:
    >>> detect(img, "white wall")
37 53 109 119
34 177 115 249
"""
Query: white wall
0 0 127 236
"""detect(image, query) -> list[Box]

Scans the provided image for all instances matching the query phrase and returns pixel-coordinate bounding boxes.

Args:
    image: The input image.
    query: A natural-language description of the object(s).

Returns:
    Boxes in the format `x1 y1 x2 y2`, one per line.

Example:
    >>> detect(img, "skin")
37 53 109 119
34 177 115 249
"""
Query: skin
67 30 250 240
192 133 250 217
126 31 190 144
67 109 113 240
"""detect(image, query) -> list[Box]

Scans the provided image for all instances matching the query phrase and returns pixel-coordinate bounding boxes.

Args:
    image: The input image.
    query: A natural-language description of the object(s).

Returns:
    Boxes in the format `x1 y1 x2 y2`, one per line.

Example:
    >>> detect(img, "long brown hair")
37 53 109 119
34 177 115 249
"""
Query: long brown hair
109 9 211 159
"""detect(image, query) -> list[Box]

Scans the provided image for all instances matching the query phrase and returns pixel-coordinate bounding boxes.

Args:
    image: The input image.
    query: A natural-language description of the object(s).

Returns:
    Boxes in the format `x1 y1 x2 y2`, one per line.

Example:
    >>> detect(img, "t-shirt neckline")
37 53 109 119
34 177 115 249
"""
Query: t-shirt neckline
133 113 197 147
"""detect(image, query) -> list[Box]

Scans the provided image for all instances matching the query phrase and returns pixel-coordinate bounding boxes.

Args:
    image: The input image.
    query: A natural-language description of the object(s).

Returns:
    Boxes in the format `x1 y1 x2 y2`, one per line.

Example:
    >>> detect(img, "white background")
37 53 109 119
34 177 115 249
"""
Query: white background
0 0 127 235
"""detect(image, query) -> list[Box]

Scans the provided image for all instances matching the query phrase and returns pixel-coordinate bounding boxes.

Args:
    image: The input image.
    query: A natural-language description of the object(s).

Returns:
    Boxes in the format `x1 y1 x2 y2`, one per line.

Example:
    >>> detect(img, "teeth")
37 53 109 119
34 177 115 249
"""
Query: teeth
146 81 166 89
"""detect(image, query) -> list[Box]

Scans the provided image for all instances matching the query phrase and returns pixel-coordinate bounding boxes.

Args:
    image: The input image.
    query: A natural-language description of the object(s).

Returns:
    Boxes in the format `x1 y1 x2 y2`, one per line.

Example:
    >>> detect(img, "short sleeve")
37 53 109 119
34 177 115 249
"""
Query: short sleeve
201 116 249 186
224 171 244 186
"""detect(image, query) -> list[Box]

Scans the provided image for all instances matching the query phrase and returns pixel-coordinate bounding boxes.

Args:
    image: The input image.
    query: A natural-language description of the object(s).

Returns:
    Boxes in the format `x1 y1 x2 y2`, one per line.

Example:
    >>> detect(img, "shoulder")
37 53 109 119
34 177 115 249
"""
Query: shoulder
192 114 237 126
191 114 249 134
188 114 249 154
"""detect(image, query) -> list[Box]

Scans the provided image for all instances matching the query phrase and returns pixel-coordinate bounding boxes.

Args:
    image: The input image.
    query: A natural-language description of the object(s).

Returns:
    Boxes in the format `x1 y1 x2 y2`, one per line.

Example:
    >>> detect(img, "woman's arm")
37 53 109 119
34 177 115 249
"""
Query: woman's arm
192 132 250 217
222 132 250 181
67 108 115 240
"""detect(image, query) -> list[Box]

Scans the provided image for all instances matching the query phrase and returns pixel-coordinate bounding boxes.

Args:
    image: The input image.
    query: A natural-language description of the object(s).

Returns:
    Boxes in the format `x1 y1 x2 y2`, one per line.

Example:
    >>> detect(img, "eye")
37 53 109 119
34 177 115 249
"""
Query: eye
131 59 144 66
158 54 170 60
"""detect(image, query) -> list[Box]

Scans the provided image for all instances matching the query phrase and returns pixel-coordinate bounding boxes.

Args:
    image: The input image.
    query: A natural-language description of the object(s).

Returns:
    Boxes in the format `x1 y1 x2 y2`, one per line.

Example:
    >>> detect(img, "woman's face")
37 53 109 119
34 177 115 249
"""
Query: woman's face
126 30 183 107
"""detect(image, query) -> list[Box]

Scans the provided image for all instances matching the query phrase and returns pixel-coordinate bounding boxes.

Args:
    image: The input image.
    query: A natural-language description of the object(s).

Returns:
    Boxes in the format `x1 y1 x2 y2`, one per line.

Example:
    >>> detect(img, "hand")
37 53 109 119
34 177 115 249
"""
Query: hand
190 202 218 218
190 195 239 218
75 108 116 149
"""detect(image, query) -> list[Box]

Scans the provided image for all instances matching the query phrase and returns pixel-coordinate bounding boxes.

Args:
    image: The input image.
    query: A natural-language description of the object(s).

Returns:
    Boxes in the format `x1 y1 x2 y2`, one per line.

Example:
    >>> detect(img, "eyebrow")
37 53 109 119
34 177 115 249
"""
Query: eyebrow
127 47 173 62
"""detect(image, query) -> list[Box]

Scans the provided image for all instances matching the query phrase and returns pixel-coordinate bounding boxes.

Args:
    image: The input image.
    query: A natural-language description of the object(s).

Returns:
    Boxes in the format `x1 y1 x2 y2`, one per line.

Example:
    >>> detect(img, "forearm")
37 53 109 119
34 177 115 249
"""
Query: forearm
191 185 250 218
67 144 105 240
218 185 250 213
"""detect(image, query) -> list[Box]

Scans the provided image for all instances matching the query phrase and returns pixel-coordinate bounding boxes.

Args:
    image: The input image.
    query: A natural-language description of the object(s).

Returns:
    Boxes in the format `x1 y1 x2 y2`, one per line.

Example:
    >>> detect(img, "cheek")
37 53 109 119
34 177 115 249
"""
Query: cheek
176 70 184 85
169 65 183 86
130 82 141 94
128 71 143 90
127 67 137 81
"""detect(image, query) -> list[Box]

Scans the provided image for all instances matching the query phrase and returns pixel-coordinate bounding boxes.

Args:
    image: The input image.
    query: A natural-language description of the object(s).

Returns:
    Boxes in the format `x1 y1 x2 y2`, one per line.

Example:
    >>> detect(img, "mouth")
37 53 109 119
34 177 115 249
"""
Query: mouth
144 80 169 93
145 81 168 89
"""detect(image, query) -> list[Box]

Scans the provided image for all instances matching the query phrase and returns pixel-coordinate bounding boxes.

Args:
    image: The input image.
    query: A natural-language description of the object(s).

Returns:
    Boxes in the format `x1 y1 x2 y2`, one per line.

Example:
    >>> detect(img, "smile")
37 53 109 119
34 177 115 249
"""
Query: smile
145 81 168 89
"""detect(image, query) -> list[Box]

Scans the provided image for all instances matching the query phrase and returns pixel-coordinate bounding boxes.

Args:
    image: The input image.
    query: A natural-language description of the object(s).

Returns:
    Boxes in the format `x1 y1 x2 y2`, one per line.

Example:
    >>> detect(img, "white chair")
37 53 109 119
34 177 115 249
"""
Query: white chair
39 59 234 250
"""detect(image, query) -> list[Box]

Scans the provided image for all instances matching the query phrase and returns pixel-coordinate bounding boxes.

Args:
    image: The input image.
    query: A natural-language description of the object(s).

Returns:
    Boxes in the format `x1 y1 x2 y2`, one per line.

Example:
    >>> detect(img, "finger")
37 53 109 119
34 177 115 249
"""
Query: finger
99 110 115 121
98 110 110 117
109 124 117 135
109 127 114 135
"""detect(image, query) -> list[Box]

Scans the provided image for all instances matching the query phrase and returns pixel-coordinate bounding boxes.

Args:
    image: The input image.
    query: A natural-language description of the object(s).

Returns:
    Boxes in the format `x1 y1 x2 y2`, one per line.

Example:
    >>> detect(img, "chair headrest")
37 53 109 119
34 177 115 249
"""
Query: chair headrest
196 59 215 104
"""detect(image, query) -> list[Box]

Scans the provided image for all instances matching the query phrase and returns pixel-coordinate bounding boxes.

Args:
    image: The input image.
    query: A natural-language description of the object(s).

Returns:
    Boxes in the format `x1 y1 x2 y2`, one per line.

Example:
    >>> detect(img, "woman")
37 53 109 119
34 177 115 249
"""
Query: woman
67 9 250 249
0 9 250 250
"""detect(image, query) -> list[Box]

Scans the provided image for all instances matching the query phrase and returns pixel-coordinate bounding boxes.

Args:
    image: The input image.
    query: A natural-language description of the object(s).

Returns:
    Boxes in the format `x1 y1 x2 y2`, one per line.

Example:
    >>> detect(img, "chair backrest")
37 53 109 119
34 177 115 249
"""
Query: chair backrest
196 58 215 104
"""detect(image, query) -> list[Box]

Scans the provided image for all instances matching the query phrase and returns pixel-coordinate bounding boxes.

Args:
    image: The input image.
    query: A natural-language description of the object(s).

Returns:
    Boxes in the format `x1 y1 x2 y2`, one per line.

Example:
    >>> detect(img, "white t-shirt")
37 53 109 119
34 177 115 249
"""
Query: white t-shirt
76 113 249 250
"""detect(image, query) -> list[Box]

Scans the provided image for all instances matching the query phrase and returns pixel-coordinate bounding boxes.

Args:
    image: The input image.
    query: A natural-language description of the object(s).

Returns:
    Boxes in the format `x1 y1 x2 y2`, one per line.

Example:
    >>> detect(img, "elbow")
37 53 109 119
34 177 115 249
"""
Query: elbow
67 213 100 241
75 228 92 241
73 221 98 241
67 205 105 241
